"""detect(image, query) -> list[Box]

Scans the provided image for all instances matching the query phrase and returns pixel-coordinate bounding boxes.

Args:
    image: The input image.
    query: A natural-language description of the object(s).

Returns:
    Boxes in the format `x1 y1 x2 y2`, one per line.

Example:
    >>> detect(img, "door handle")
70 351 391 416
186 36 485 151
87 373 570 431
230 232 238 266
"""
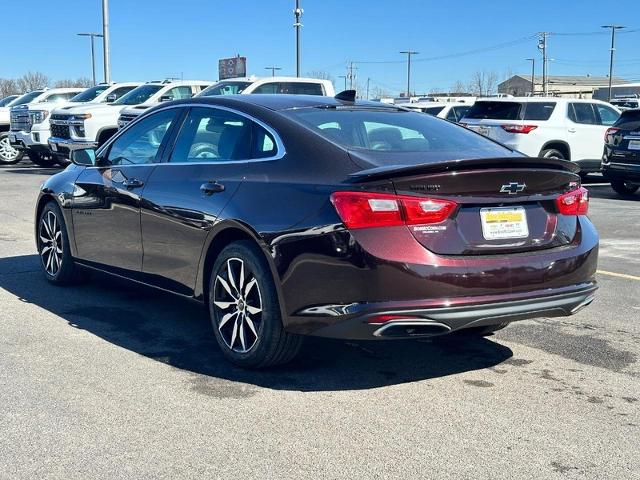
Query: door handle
200 181 225 195
567 128 576 133
123 177 145 189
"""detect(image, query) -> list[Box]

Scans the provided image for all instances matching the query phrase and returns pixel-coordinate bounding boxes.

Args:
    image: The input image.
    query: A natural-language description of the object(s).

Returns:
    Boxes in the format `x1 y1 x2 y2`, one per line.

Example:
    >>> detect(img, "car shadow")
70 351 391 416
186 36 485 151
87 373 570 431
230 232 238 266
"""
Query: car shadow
584 184 640 201
0 254 513 392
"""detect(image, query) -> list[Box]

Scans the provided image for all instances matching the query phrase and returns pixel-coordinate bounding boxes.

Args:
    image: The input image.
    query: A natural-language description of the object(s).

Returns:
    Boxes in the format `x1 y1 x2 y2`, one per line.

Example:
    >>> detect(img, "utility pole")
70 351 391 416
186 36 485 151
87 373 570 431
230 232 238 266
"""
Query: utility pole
366 77 370 100
293 0 303 77
102 0 111 83
400 51 419 98
77 33 103 85
347 61 357 90
525 58 535 95
538 33 548 96
265 66 282 77
602 25 625 102
338 75 347 91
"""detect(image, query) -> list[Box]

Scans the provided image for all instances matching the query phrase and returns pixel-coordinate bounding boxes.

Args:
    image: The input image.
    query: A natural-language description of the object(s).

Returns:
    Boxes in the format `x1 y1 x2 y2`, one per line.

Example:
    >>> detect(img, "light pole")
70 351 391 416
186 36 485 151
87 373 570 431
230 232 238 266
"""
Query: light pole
293 0 303 77
338 75 347 91
400 51 419 98
602 25 625 102
77 33 103 85
525 58 535 95
102 0 111 83
265 66 282 77
537 33 549 96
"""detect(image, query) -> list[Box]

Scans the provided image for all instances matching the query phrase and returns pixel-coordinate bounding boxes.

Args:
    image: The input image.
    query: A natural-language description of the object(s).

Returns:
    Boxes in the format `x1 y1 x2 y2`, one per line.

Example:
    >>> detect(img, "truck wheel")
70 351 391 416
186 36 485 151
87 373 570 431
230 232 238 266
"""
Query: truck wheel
28 151 58 167
611 180 639 196
0 132 23 165
540 148 565 160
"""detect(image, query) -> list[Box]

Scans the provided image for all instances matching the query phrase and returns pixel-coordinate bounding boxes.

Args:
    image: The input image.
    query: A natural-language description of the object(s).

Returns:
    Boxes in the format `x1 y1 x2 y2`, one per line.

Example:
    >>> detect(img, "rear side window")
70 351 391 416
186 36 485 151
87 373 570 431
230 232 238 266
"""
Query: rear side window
522 102 556 120
464 101 522 120
595 104 620 126
568 103 598 125
111 86 137 100
447 105 471 122
252 82 324 95
423 106 445 116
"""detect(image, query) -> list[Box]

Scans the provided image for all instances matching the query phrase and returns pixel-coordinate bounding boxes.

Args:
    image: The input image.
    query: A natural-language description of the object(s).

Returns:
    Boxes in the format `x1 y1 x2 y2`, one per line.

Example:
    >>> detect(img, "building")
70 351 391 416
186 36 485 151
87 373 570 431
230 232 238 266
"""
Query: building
499 75 629 99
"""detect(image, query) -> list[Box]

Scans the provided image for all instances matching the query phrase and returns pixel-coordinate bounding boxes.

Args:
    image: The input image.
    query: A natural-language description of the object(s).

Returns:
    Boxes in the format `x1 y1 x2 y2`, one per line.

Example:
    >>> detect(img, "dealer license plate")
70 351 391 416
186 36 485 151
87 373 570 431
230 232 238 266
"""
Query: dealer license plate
480 207 529 240
628 140 640 150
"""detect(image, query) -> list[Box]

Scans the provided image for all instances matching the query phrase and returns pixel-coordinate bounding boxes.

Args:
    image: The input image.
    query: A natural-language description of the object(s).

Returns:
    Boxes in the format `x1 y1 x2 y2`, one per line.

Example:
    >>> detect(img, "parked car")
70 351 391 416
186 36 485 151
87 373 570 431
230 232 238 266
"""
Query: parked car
404 102 472 123
35 94 597 368
117 80 211 128
461 97 620 176
8 87 85 166
0 95 19 107
198 76 335 97
49 80 208 159
610 97 640 111
602 108 640 196
0 93 37 164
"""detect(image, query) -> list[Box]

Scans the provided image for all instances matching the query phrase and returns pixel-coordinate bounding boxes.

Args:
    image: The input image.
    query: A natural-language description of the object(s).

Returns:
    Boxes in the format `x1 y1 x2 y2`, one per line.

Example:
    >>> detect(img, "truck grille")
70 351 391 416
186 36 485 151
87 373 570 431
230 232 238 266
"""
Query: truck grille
10 109 31 132
50 114 72 139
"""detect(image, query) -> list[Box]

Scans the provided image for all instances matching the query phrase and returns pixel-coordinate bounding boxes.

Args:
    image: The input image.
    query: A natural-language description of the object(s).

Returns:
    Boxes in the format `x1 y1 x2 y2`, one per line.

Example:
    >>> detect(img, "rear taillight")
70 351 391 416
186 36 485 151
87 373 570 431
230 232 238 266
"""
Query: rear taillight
330 191 457 229
604 127 620 143
555 187 589 216
501 124 538 134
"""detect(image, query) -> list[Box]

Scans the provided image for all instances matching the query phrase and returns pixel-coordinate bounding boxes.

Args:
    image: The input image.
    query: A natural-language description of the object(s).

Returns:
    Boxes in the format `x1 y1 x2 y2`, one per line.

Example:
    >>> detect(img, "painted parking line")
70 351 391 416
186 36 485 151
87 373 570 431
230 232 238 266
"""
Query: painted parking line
597 269 640 281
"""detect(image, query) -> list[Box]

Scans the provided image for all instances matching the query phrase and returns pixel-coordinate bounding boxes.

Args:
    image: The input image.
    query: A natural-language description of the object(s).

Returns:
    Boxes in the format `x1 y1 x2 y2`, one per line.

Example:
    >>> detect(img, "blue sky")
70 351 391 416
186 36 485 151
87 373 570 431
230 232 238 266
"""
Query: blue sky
1 0 639 94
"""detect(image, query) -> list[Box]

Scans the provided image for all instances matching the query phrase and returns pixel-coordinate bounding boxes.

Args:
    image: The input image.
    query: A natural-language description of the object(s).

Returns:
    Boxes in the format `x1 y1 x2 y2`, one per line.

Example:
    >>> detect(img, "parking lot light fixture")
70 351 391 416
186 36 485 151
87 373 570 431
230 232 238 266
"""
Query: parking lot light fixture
77 33 104 86
400 51 419 98
601 25 625 102
265 67 282 77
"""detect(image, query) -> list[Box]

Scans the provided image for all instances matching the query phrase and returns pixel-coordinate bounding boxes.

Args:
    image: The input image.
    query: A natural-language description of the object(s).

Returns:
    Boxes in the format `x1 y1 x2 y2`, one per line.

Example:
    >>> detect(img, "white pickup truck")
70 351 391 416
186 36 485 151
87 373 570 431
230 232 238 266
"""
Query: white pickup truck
49 80 211 157
0 93 35 164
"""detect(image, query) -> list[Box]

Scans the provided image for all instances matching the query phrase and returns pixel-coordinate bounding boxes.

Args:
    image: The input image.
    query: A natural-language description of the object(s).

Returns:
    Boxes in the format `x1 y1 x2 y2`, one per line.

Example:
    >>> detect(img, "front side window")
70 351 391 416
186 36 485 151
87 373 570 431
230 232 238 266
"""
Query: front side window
171 107 252 162
114 85 163 105
568 103 598 125
106 108 178 165
43 92 77 103
284 107 512 162
163 86 193 101
110 86 137 100
199 81 252 96
595 104 620 126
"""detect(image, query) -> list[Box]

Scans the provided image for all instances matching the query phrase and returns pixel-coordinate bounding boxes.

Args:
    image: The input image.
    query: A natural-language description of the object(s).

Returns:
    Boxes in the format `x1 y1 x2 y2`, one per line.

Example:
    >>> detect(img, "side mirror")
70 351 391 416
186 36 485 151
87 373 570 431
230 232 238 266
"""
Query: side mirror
159 95 173 102
105 93 117 103
70 148 96 166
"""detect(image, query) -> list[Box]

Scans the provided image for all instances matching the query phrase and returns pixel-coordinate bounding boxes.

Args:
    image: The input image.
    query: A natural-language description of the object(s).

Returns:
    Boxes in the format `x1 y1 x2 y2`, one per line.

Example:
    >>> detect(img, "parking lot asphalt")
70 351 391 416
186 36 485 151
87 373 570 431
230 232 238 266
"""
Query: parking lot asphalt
0 160 638 480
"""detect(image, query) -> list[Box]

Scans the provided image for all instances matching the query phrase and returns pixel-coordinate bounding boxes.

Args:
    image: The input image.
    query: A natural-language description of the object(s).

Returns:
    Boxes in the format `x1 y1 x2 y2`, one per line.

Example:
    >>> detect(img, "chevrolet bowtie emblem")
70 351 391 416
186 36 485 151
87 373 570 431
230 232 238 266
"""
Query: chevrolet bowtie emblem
500 182 526 194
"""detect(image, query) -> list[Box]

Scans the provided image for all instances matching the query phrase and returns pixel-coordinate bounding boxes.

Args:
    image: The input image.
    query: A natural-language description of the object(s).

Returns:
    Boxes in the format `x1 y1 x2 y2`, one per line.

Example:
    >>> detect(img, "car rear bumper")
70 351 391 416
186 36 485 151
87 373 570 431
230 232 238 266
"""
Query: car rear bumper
603 161 640 183
298 282 597 340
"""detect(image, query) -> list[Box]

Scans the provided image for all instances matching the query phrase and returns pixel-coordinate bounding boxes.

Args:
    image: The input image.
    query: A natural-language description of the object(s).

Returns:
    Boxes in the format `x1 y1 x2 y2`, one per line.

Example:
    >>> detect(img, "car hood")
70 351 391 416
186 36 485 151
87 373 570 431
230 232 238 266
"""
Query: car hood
52 103 125 115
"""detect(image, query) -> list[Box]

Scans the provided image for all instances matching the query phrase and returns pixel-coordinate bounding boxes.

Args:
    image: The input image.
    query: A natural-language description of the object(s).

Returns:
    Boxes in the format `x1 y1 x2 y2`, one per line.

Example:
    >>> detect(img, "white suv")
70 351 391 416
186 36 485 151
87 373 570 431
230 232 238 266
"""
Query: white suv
49 80 211 158
8 87 85 165
198 76 335 97
403 102 472 124
461 97 621 174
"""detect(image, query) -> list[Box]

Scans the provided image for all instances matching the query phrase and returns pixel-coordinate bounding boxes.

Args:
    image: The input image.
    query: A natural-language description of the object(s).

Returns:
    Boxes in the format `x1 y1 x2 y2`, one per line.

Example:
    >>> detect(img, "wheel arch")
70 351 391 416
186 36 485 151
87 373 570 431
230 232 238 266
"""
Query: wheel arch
540 140 571 160
35 193 78 257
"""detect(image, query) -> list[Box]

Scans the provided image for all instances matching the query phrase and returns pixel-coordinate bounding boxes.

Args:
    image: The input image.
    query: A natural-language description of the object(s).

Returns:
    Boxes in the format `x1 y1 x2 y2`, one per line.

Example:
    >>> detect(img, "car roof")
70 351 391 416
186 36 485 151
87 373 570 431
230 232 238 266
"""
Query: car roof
172 94 401 111
475 96 606 104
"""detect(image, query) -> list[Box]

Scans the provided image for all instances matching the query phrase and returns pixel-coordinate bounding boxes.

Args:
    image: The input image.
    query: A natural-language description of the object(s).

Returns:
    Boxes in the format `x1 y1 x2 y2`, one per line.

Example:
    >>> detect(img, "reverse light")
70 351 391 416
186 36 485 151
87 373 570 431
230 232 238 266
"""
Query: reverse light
555 187 589 216
331 191 457 229
501 124 538 134
604 127 620 143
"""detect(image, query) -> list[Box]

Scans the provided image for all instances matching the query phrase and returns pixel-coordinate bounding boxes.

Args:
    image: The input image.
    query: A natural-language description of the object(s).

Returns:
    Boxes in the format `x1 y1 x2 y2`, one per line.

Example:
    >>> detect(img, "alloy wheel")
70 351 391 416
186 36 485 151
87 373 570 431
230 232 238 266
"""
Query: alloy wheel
213 257 263 353
0 136 20 162
39 210 63 276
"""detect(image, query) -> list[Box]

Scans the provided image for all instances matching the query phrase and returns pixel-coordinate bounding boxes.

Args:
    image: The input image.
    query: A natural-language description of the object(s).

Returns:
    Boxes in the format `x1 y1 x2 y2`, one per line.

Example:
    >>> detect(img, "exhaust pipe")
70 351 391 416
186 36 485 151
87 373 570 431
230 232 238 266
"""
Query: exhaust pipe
570 295 595 314
373 320 451 338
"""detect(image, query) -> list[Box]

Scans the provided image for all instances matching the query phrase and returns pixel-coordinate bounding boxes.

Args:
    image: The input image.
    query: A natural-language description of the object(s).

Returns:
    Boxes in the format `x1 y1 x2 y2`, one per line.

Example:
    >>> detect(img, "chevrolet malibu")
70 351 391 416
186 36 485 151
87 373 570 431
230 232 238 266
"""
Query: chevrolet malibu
35 93 598 368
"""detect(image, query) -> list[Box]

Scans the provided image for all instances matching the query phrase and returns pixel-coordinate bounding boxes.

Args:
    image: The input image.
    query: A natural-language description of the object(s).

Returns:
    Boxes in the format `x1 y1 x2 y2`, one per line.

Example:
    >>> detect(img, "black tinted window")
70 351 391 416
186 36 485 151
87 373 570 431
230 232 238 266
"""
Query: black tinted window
569 103 598 124
464 101 521 120
423 106 445 116
107 108 178 165
614 110 640 130
285 83 324 95
111 86 137 100
171 107 252 162
450 106 471 122
523 102 556 120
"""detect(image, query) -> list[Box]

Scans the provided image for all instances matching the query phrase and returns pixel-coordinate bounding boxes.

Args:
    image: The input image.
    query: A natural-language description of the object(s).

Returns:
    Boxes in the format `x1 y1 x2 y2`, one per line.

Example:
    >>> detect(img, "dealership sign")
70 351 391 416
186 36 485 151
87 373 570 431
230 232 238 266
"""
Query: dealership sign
219 56 247 80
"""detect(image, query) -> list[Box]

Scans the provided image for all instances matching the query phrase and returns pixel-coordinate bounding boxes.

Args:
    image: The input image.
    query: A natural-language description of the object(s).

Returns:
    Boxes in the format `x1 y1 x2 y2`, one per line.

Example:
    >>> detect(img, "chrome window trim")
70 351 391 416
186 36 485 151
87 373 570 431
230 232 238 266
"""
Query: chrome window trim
92 102 285 168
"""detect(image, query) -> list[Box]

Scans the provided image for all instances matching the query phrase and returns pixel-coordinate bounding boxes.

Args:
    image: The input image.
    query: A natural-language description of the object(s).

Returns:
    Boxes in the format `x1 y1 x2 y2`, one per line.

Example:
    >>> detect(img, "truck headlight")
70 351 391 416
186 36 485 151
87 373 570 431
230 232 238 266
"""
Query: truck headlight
71 113 92 121
30 110 49 124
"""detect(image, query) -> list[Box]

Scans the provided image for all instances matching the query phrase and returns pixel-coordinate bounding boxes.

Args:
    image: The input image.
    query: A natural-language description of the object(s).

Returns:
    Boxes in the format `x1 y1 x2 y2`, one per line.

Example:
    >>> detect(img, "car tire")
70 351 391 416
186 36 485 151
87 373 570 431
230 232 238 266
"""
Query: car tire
208 240 303 368
0 132 24 165
540 148 565 160
610 180 639 196
29 151 58 167
37 201 86 285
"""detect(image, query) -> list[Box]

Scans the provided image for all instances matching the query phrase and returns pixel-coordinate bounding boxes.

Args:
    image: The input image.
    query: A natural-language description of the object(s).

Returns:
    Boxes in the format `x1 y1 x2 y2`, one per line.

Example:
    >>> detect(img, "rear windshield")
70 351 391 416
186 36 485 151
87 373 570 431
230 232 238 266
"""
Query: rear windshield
70 85 109 103
614 109 640 130
199 81 252 96
114 85 163 105
283 107 512 161
464 101 556 121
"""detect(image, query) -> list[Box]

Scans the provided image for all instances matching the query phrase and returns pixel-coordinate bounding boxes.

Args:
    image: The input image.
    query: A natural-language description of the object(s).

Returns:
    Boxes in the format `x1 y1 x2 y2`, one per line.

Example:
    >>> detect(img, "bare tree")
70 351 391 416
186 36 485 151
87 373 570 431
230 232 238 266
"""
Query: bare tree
54 77 93 88
450 80 468 94
306 70 334 82
17 71 50 92
0 78 20 97
469 71 498 97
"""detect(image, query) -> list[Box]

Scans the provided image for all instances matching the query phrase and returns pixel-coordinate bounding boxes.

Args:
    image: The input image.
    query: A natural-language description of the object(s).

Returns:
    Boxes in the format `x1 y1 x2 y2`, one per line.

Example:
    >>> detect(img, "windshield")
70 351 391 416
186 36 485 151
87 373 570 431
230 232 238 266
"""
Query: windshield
114 84 163 105
0 96 18 107
70 85 109 103
283 107 512 161
10 91 44 106
200 81 252 96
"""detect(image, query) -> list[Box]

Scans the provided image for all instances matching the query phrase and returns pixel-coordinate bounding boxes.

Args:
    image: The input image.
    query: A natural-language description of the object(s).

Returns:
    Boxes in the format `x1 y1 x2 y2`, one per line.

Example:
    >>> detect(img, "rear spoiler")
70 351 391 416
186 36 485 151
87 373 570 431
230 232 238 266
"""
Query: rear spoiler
348 156 580 182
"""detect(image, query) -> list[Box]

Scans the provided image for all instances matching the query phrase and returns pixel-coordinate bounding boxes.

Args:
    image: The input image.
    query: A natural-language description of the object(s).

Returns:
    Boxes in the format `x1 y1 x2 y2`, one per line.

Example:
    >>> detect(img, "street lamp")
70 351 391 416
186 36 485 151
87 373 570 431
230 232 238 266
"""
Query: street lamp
525 58 535 95
400 51 419 98
77 33 104 85
102 0 111 83
601 25 625 102
338 75 347 91
293 0 303 77
265 66 282 77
